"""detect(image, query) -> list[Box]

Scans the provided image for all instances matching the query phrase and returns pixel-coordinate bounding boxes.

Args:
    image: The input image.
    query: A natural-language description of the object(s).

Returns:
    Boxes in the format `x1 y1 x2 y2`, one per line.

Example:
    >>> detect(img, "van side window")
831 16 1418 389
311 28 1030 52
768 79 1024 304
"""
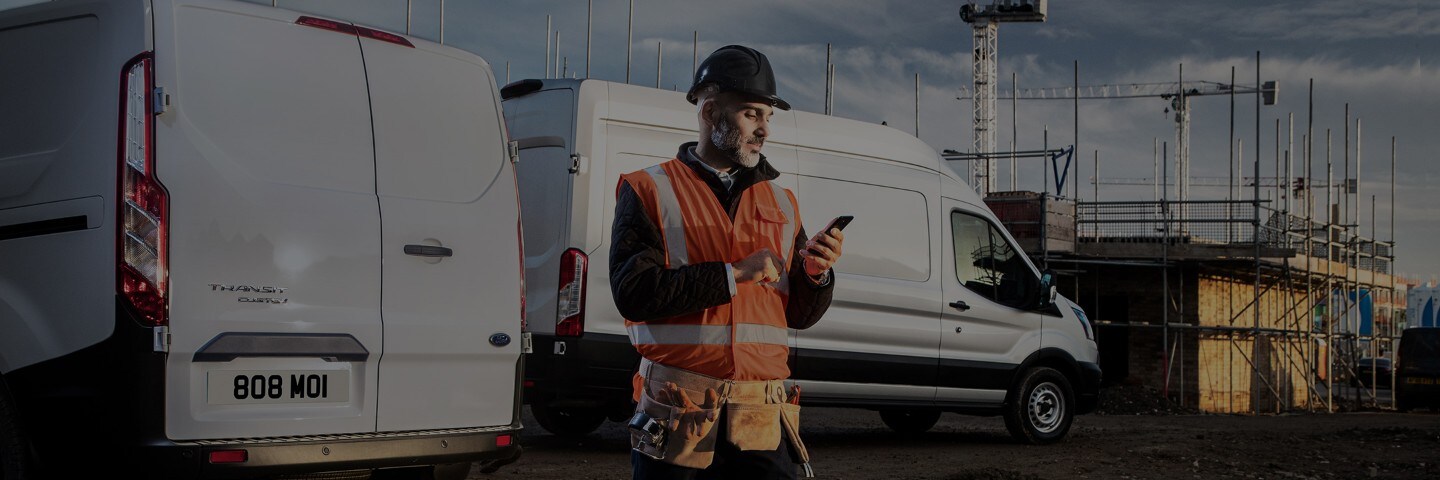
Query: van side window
799 174 930 282
951 211 1034 309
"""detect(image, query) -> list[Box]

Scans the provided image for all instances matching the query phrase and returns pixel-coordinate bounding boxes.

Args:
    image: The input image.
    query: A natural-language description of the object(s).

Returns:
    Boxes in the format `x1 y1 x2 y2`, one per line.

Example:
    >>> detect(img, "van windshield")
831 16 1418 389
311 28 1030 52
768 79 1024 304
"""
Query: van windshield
1405 328 1440 358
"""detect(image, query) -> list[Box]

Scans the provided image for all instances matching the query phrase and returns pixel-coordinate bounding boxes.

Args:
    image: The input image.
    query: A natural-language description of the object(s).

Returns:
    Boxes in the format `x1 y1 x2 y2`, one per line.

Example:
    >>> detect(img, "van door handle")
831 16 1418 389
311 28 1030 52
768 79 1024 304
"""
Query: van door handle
948 301 970 312
404 245 453 258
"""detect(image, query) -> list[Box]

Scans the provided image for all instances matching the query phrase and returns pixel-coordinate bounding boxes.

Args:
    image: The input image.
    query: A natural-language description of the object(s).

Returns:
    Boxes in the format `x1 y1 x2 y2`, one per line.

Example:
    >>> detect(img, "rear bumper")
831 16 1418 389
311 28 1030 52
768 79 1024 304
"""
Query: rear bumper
6 299 524 479
144 427 521 479
523 332 637 410
1397 375 1440 403
1076 361 1102 414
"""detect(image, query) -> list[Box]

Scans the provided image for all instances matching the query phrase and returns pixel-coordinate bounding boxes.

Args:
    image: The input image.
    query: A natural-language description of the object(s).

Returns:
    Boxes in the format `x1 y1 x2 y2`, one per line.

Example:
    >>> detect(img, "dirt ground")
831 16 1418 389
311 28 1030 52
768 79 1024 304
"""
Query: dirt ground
471 400 1440 480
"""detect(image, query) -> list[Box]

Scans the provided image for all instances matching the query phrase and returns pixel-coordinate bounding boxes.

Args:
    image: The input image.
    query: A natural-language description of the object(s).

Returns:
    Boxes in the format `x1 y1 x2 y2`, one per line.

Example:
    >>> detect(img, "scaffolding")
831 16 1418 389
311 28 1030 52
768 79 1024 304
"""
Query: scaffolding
981 71 1403 413
1058 196 1398 413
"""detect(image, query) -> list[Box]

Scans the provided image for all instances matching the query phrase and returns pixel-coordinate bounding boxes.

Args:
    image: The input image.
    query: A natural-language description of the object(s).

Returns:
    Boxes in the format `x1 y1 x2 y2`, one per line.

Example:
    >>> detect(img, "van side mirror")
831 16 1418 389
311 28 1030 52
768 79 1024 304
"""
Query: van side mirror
1044 271 1058 304
1032 270 1058 310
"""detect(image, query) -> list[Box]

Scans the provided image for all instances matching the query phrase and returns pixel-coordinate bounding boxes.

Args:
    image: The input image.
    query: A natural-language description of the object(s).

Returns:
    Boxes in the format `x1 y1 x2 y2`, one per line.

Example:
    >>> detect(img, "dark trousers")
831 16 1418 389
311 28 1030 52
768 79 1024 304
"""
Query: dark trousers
631 408 797 480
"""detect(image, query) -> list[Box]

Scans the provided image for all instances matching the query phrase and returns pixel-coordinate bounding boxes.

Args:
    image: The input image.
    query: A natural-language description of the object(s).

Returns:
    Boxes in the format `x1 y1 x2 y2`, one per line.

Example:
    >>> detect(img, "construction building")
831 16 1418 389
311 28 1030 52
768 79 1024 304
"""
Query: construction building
1408 283 1440 328
954 0 1406 415
986 185 1399 414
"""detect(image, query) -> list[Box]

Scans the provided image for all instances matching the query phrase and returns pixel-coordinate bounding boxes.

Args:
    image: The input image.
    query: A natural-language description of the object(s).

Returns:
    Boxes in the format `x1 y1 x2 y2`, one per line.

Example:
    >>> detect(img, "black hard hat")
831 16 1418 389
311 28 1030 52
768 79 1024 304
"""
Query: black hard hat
686 45 791 111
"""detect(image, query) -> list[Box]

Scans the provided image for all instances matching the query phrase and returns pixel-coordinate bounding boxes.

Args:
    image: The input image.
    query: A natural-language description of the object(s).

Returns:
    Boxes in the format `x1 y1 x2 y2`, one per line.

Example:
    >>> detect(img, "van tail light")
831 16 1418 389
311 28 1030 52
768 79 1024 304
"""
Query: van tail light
355 26 415 48
296 16 414 48
117 53 169 327
555 248 588 337
295 16 357 35
208 450 248 464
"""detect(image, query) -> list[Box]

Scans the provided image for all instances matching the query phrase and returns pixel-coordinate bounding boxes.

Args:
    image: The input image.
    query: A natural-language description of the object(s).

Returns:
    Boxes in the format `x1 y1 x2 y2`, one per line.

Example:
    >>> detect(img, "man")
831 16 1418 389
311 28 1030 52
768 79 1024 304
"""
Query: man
610 45 844 479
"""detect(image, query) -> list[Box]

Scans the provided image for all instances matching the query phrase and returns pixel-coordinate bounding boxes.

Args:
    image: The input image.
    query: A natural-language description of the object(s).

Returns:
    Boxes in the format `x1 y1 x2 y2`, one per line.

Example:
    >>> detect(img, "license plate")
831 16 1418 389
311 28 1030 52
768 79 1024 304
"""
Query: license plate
1404 377 1437 385
208 370 350 405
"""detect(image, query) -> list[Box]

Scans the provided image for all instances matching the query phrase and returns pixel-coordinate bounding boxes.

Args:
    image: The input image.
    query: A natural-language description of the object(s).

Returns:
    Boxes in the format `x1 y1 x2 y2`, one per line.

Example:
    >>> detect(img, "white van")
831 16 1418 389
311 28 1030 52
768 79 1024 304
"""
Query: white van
503 78 1100 444
0 1 525 478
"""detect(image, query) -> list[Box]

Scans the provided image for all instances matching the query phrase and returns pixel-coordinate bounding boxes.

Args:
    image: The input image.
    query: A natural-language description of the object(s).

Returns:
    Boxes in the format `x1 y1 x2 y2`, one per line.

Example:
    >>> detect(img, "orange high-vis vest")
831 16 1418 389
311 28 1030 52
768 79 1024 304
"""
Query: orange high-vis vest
619 158 801 387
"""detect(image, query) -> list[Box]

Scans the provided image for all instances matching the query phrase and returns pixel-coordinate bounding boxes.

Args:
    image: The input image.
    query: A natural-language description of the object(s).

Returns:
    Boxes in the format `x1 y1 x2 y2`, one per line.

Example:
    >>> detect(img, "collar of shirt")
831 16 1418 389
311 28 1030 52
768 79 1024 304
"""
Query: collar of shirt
684 146 736 192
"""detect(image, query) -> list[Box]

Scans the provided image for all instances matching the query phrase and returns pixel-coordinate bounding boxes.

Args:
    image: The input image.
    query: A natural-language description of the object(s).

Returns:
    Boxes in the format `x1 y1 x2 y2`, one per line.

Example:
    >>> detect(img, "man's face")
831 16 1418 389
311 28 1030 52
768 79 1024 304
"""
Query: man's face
708 96 773 168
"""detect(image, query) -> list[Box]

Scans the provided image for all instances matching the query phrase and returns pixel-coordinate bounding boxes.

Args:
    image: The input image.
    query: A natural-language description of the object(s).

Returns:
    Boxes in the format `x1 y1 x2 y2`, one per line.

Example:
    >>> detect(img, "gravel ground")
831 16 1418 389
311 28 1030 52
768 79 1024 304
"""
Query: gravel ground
468 404 1440 480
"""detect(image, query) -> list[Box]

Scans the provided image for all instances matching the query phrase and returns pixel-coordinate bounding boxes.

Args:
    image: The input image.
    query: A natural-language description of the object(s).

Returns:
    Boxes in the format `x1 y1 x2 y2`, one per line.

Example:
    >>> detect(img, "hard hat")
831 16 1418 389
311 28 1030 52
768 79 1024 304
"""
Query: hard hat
686 45 791 111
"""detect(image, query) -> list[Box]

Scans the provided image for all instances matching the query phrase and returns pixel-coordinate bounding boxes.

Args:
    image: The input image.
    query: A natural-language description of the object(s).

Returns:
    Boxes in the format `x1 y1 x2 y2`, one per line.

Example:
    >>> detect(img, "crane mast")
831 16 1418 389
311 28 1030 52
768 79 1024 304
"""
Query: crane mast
960 0 1046 196
971 19 998 194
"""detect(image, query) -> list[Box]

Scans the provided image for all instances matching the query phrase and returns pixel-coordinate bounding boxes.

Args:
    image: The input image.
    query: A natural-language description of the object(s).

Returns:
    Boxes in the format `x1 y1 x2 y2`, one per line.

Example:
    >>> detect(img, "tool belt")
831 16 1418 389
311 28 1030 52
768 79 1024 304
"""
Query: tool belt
630 358 811 475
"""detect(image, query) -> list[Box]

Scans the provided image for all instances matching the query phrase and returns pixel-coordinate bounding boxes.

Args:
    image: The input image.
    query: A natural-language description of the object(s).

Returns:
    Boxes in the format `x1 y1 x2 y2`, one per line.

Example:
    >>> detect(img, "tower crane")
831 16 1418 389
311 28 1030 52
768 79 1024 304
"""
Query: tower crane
960 0 1047 195
959 79 1278 202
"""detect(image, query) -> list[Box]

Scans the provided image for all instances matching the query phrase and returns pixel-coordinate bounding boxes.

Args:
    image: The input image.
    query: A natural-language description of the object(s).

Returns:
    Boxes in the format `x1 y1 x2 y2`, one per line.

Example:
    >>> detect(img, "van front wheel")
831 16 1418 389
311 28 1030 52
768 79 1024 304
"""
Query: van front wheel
1003 367 1074 445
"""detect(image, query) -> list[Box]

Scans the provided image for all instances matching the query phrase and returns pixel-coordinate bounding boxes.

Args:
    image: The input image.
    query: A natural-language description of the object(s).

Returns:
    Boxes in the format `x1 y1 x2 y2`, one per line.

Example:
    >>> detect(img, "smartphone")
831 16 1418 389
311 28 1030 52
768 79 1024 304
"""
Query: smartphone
807 215 852 255
819 215 853 234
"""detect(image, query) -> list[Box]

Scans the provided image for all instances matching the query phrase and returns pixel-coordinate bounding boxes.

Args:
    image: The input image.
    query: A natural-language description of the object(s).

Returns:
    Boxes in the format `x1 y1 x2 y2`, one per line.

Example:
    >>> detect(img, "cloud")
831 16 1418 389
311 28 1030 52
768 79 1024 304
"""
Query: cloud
1217 0 1440 42
1064 0 1440 43
249 0 1440 276
1034 26 1092 40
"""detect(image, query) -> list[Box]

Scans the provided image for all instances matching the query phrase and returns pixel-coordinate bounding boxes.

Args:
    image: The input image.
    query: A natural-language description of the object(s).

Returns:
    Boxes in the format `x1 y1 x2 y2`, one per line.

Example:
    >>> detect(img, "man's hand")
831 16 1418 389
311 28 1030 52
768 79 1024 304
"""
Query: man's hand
731 248 783 285
801 227 845 277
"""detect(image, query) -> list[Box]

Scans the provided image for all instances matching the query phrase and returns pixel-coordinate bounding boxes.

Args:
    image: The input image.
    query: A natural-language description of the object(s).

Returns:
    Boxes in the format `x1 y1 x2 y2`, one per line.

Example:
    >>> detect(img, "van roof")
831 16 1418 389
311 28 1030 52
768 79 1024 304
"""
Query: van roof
506 78 966 182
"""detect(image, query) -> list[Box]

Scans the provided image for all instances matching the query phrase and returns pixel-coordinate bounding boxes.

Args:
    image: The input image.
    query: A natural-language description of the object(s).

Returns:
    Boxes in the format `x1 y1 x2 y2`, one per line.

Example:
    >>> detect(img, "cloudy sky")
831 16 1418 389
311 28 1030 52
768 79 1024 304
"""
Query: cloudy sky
263 0 1438 281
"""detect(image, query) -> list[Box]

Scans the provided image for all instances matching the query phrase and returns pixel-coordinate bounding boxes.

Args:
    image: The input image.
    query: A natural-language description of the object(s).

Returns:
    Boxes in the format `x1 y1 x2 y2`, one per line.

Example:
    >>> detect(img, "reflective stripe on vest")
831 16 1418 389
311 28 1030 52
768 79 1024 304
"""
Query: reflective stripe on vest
628 323 789 346
768 182 796 295
770 183 796 264
734 323 789 345
645 164 691 267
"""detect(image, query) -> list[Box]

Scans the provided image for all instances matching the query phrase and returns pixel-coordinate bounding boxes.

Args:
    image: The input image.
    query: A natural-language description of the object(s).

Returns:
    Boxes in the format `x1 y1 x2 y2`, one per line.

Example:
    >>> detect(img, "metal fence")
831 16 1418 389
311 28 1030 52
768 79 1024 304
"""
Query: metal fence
1076 200 1274 245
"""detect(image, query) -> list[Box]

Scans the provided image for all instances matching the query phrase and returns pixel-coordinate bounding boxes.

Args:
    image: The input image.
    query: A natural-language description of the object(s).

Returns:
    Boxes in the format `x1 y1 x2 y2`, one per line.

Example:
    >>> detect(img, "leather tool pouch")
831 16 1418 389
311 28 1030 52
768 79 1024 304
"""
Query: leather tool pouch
778 403 810 465
723 402 783 451
631 385 721 469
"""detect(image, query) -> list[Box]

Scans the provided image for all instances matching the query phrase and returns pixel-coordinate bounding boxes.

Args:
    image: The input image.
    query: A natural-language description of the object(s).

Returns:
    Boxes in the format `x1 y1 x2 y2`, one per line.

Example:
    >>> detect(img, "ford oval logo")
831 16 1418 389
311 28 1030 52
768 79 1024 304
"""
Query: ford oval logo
489 333 512 347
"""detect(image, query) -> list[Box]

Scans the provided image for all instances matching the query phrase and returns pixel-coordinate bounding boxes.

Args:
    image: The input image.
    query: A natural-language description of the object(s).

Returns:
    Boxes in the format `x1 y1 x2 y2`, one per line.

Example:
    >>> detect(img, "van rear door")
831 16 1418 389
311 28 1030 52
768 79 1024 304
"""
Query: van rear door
362 35 523 431
508 85 576 336
154 0 383 439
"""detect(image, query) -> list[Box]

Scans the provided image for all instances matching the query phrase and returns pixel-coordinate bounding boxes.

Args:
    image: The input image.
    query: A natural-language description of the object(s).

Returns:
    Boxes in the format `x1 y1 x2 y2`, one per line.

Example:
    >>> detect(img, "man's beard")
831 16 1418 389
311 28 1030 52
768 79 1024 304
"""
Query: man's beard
710 117 761 168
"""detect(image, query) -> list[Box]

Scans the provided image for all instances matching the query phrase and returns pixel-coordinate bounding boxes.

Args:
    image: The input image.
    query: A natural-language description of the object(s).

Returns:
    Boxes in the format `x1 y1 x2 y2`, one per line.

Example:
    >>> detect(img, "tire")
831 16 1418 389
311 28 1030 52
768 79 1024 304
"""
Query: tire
0 379 32 480
1394 385 1412 412
1003 367 1075 445
531 403 605 437
878 409 941 435
431 462 472 480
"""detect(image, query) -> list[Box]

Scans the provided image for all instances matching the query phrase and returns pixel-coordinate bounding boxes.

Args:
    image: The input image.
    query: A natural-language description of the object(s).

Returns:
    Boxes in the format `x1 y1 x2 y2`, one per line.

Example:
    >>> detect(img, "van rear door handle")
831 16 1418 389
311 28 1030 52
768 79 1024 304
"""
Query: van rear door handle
404 245 453 258
948 301 970 312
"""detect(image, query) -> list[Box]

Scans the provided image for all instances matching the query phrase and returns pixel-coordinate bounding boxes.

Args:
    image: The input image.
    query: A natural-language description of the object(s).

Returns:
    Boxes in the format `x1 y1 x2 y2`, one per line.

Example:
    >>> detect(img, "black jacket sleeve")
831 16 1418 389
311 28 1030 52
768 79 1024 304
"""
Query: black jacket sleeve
784 225 834 330
609 182 733 322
